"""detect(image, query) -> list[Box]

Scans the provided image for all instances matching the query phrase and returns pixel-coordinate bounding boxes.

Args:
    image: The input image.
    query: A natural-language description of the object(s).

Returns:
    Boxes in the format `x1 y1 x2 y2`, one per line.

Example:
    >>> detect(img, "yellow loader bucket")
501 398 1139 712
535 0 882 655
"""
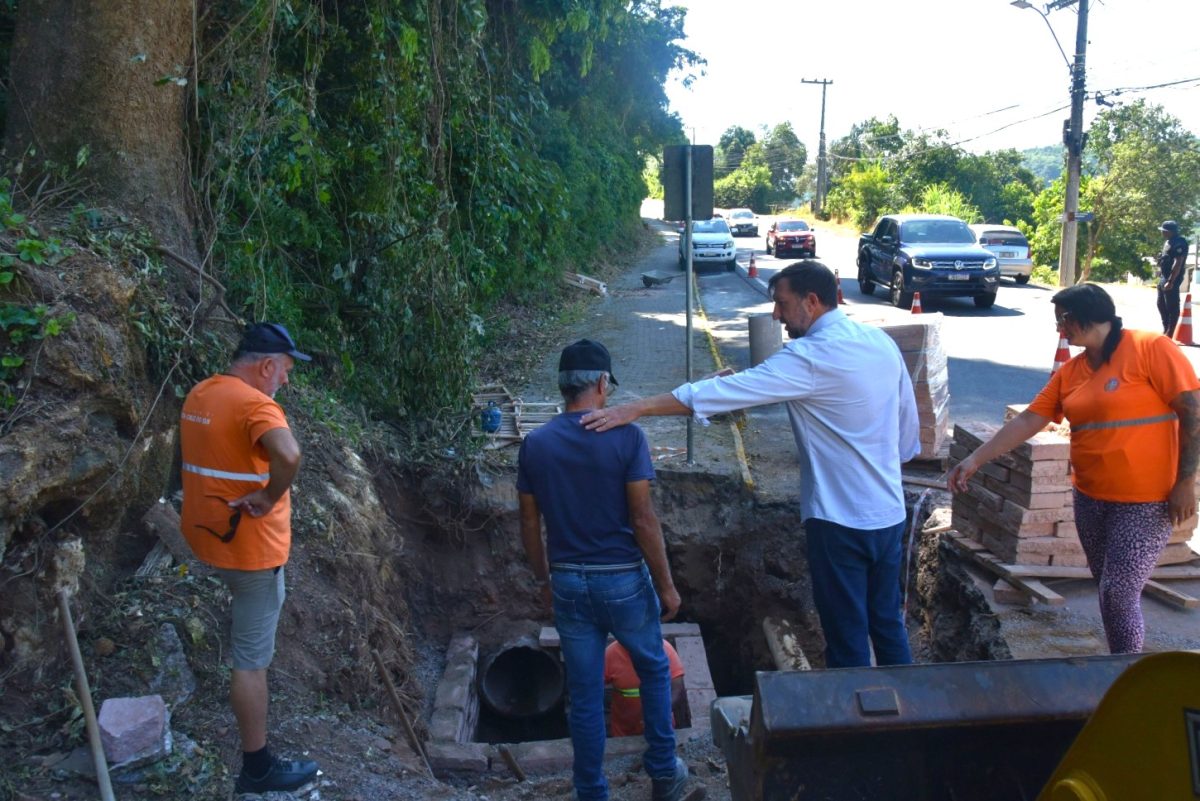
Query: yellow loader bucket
1039 651 1200 800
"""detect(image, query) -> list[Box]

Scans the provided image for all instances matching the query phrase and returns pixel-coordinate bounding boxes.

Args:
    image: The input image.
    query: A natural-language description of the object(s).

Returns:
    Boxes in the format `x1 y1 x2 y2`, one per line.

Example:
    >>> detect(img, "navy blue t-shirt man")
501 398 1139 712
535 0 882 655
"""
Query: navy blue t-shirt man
517 339 688 801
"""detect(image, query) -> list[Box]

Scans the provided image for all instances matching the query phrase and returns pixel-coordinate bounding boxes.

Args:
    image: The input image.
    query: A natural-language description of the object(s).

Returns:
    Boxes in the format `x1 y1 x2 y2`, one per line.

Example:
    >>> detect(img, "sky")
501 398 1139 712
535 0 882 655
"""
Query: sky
664 0 1200 156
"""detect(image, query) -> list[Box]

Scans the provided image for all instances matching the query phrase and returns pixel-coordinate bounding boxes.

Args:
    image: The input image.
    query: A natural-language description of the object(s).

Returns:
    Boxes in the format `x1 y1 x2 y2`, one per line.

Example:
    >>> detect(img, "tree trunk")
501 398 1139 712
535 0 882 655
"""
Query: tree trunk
4 0 197 262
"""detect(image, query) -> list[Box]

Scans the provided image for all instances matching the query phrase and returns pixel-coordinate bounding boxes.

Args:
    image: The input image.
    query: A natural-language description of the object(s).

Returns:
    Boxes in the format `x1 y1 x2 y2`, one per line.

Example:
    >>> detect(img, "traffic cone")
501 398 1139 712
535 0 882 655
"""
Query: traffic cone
1174 293 1194 345
748 252 758 278
911 292 923 314
835 269 846 305
1052 335 1070 374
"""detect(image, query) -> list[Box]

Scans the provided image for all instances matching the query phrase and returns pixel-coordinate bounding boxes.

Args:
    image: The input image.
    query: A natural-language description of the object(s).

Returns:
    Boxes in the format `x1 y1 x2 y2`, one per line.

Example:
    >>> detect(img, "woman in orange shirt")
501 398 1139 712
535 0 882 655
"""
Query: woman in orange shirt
948 284 1200 653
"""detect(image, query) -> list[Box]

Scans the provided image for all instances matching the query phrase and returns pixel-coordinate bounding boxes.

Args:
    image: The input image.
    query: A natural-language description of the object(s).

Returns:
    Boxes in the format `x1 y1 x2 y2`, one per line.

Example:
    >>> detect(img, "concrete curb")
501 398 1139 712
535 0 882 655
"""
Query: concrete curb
691 273 756 492
734 257 771 299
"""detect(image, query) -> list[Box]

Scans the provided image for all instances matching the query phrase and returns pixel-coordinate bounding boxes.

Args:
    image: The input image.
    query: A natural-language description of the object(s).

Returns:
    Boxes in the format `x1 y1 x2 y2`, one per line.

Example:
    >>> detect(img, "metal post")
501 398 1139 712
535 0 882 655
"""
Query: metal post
748 313 782 366
684 145 694 464
802 78 833 215
1057 0 1088 287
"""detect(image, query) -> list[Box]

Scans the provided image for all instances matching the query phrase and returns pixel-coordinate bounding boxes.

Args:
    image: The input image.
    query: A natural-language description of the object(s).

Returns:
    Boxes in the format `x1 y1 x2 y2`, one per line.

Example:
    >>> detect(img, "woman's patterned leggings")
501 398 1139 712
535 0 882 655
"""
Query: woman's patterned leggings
1073 489 1172 654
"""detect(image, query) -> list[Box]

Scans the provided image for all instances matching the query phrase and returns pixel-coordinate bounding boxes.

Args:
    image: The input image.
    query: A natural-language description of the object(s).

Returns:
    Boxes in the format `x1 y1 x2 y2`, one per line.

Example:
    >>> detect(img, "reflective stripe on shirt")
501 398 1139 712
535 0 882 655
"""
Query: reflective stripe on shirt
616 688 640 698
182 462 270 482
1070 412 1177 432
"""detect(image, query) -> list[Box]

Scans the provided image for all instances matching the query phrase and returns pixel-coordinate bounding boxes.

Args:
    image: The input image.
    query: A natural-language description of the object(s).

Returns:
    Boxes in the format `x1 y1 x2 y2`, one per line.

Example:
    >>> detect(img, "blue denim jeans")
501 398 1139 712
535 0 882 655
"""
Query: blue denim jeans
805 518 913 669
551 562 676 801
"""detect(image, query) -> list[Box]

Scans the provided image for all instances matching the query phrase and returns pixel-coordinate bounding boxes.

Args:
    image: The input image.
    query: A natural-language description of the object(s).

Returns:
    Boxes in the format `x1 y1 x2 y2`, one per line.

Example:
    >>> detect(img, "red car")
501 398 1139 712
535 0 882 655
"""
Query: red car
766 219 816 258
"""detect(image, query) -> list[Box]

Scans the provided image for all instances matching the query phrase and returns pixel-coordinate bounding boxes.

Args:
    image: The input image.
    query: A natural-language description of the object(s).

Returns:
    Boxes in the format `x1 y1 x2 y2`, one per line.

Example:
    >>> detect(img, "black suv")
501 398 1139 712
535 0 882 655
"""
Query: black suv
857 214 1000 309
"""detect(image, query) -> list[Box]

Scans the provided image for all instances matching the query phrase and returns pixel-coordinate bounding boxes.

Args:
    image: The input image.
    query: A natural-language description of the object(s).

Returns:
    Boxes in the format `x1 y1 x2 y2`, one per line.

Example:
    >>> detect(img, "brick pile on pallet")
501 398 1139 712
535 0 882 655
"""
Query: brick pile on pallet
879 314 949 461
950 421 1199 567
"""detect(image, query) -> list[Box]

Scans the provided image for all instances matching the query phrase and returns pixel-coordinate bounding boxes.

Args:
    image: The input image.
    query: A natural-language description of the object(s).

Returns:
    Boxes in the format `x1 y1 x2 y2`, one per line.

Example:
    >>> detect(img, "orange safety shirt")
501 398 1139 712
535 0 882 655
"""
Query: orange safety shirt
604 640 685 737
1027 329 1199 503
179 375 293 570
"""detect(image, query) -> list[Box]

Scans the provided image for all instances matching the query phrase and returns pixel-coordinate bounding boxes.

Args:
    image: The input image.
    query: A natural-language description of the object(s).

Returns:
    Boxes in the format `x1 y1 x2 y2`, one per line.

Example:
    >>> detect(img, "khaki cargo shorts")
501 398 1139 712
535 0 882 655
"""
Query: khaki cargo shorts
215 565 286 671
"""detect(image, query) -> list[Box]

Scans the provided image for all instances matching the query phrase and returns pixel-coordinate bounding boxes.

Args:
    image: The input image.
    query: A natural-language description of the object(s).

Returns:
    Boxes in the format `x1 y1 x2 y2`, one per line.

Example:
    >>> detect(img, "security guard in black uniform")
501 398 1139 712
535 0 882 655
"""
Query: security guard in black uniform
1157 220 1190 335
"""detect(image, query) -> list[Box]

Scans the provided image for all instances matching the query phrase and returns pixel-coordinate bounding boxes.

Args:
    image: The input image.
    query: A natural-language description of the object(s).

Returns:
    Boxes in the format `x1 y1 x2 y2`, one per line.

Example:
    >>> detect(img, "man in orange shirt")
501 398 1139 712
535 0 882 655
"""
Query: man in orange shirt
180 322 317 794
604 640 686 738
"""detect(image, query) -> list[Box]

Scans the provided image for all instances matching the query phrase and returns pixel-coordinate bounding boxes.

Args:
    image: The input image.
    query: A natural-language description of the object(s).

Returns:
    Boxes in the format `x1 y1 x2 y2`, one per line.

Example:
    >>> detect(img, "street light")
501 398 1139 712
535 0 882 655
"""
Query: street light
1009 1 1071 71
1012 0 1089 287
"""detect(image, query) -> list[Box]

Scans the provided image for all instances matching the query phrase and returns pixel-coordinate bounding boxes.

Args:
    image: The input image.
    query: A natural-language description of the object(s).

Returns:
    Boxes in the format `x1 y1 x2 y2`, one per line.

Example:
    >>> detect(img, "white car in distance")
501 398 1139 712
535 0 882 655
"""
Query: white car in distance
727 208 759 237
679 218 737 271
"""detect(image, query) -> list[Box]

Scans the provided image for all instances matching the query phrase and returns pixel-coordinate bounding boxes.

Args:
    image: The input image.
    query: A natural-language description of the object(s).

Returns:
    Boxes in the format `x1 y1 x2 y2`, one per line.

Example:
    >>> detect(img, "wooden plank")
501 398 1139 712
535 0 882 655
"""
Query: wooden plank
901 474 948 490
1016 579 1066 606
563 271 608 296
539 622 701 649
1005 563 1200 581
1143 580 1200 610
134 540 173 578
944 532 1066 605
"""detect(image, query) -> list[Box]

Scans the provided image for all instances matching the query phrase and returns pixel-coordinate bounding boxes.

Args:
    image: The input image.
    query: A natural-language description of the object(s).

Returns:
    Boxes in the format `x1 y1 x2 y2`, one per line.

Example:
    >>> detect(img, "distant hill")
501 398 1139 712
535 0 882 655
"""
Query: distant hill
1021 145 1063 187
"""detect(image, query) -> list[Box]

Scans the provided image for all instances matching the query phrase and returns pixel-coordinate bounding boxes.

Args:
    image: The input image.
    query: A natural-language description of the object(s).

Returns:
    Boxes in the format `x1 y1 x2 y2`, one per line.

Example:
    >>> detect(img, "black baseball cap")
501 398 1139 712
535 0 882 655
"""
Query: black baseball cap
237 322 312 361
1160 220 1180 233
558 339 618 385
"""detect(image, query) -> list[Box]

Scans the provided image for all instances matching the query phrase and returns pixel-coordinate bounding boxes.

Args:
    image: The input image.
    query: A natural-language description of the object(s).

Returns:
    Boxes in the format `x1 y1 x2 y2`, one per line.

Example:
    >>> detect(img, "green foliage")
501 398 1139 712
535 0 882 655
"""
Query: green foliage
196 0 698 434
825 118 1040 228
902 183 982 223
1020 144 1064 187
761 122 807 201
1030 264 1059 285
643 155 664 200
828 116 903 184
0 179 74 411
1078 100 1200 282
714 162 771 210
825 161 898 230
1028 176 1067 270
716 125 757 176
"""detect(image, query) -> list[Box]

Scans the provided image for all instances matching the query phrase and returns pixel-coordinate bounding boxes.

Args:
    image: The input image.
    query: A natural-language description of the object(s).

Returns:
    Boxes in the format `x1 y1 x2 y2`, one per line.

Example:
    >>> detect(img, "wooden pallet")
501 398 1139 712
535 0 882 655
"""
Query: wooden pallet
563 271 608 296
944 530 1200 609
472 385 560 448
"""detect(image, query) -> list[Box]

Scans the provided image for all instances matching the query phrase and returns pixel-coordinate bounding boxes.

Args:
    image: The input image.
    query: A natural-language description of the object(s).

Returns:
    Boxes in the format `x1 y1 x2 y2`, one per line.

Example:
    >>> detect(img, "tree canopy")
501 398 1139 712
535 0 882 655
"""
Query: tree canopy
0 1 701 427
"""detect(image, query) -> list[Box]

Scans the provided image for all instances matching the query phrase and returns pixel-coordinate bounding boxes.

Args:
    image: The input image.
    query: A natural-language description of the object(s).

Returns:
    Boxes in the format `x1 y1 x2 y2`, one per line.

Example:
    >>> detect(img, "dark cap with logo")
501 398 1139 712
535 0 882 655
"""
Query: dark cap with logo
1160 220 1180 234
558 339 618 385
237 322 312 362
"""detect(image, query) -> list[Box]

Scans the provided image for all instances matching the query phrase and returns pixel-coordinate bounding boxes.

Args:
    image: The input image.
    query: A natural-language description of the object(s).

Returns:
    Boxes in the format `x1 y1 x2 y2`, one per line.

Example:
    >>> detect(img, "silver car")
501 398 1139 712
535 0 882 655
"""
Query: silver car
727 208 759 237
970 224 1033 284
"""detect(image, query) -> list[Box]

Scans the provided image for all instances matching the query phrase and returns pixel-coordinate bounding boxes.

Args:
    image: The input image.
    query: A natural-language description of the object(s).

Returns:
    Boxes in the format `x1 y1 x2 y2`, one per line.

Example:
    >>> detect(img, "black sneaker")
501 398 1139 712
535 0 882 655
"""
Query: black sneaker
235 755 319 794
651 756 688 801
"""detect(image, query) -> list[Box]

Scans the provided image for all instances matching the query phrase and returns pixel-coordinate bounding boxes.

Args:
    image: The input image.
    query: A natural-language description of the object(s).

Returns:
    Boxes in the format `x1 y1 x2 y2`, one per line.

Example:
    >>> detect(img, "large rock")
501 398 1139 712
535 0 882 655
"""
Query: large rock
98 695 170 765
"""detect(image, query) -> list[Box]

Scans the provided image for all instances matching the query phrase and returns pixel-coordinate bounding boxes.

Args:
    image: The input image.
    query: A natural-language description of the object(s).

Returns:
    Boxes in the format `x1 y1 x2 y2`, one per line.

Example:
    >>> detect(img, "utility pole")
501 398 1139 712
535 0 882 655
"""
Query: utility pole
801 78 832 215
1057 0 1088 287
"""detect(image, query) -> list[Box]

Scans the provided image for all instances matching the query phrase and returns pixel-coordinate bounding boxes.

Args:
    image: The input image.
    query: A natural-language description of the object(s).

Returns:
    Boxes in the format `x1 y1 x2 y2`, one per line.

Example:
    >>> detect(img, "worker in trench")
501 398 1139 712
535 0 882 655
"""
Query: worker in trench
585 261 920 669
517 338 691 801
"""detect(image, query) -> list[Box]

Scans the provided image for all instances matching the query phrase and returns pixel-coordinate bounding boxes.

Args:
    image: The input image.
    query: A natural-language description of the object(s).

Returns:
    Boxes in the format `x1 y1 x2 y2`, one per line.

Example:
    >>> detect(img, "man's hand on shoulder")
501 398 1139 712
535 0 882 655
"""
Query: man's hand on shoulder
582 403 638 432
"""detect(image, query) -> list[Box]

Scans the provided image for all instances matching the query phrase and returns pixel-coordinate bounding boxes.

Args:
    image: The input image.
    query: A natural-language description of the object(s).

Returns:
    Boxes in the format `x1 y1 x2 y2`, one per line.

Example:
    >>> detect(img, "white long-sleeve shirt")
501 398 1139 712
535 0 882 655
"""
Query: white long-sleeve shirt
673 308 920 530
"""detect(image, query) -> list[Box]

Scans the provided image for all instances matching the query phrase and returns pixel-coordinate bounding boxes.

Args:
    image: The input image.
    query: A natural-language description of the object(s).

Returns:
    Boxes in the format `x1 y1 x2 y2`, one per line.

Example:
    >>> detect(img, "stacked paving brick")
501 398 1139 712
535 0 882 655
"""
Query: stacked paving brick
879 314 949 461
951 421 1199 567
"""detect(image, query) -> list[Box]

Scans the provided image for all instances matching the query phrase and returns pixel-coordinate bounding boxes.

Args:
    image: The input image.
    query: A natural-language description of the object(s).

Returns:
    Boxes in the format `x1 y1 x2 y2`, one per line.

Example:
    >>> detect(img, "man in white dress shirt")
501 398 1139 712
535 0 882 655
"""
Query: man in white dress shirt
583 260 919 667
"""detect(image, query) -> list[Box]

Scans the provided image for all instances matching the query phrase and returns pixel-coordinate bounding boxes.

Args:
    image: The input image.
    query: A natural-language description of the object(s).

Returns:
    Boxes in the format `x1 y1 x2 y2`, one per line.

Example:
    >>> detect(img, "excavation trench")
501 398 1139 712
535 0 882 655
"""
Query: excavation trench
405 468 1008 774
